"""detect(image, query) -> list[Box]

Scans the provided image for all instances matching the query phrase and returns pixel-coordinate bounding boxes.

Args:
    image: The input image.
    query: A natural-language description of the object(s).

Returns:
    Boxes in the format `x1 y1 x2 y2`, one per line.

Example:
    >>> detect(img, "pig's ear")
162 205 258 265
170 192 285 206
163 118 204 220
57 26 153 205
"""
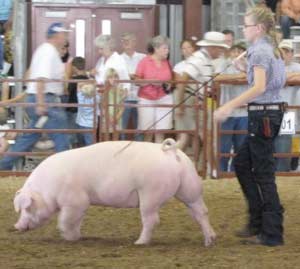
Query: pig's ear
13 192 33 213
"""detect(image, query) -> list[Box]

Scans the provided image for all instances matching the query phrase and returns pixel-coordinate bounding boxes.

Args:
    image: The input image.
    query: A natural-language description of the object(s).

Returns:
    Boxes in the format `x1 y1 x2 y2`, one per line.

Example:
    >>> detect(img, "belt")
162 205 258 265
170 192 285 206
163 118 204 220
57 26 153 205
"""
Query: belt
248 103 283 111
27 92 57 96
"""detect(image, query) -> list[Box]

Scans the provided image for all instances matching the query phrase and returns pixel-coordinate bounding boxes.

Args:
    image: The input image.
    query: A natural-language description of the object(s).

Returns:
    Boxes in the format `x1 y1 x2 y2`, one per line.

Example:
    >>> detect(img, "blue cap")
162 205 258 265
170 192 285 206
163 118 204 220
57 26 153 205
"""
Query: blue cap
47 22 71 37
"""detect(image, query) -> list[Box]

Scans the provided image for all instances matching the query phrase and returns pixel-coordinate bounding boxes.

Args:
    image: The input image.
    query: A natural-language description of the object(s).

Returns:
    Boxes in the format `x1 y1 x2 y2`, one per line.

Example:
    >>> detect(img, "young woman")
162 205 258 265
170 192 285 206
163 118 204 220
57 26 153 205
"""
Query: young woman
214 6 286 246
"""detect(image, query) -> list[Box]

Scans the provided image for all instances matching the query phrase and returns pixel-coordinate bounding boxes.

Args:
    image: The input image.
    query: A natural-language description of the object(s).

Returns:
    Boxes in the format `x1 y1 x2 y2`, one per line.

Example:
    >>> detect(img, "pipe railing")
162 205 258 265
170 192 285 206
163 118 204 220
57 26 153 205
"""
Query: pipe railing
214 77 300 178
0 77 208 177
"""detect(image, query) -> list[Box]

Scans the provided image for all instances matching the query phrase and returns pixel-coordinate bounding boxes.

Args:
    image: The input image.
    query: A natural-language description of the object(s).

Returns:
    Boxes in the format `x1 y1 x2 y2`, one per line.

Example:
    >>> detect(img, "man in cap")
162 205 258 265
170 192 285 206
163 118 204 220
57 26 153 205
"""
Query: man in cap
0 22 71 170
176 31 229 174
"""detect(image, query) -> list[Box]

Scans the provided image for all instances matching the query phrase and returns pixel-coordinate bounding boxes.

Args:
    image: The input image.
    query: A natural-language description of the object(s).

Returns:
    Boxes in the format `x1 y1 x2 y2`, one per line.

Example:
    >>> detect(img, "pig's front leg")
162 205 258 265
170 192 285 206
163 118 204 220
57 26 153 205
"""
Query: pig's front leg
187 198 216 247
58 206 87 241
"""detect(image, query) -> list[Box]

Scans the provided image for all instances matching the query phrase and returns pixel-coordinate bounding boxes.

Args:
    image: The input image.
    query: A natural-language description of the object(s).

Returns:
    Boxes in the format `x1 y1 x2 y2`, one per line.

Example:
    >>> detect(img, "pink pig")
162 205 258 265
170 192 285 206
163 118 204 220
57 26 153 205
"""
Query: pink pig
13 139 216 246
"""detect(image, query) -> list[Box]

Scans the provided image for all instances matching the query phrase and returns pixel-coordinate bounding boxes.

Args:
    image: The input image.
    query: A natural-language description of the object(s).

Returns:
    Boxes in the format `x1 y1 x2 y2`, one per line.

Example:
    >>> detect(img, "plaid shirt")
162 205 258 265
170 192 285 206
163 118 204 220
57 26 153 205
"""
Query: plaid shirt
247 37 286 104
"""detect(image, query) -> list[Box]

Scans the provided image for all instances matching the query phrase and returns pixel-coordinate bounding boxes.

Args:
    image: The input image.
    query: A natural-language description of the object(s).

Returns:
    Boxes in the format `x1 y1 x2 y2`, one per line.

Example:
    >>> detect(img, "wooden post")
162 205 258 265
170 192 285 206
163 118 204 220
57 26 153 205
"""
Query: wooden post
183 0 203 39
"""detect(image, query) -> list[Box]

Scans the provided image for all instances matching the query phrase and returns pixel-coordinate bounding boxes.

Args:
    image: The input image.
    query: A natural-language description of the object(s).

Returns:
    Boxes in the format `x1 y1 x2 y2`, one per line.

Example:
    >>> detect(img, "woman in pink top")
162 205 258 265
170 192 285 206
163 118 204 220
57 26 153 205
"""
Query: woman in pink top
135 35 173 143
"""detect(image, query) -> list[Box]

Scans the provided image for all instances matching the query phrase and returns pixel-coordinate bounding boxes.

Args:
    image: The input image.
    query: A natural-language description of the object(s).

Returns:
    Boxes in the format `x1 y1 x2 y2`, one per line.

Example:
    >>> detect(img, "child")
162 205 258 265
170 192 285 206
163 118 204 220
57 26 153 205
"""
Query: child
101 68 126 140
215 5 286 246
67 57 89 147
76 83 99 146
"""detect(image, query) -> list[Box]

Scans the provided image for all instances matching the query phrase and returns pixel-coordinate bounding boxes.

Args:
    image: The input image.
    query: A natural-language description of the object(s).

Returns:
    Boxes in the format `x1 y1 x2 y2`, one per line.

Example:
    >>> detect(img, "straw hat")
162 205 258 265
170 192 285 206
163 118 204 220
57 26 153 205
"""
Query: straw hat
196 31 230 49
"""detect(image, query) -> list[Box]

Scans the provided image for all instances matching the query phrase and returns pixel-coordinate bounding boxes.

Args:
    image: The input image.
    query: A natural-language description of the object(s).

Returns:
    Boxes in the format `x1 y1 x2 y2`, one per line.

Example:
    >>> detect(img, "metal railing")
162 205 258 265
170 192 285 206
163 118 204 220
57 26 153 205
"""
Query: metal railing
213 78 300 178
0 78 209 177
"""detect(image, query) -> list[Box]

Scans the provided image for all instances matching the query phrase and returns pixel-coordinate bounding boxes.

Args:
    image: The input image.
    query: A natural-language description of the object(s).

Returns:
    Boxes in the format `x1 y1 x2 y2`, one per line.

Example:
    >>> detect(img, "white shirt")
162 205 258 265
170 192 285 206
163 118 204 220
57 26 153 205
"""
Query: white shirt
184 49 214 96
26 42 64 95
173 60 188 76
76 92 100 128
95 52 131 92
121 51 146 100
185 48 213 84
281 62 300 105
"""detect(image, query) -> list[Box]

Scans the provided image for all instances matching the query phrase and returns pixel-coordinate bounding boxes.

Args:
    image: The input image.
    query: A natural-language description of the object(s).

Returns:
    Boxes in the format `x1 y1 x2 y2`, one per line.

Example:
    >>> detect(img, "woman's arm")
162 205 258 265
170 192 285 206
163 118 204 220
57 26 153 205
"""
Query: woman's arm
214 73 247 82
281 0 299 21
214 66 266 122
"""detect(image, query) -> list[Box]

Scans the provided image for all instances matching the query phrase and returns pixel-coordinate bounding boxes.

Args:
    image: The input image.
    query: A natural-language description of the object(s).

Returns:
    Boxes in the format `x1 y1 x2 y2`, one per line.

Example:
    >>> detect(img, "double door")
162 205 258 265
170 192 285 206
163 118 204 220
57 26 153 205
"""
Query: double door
31 4 158 69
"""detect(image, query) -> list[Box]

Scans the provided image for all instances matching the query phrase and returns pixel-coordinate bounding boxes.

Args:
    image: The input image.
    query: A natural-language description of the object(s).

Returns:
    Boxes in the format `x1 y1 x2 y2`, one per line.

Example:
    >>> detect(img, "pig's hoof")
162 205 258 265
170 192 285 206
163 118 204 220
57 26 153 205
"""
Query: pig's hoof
134 239 150 245
62 232 81 241
204 235 217 247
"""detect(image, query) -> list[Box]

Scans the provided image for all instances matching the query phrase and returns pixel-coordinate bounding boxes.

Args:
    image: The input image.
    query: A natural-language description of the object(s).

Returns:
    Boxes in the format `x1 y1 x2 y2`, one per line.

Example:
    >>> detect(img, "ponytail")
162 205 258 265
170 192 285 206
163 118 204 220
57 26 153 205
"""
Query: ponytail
268 29 282 59
246 5 282 58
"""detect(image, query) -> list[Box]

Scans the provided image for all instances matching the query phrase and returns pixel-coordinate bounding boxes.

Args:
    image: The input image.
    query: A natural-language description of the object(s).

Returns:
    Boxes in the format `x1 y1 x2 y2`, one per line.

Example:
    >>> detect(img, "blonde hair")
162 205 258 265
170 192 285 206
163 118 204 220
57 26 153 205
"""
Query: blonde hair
246 5 281 58
105 68 119 80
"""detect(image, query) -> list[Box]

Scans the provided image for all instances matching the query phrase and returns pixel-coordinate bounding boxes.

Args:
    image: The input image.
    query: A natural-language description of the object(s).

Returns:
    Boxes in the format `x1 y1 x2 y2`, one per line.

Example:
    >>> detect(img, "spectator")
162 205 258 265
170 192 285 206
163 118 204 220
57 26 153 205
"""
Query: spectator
3 20 13 75
0 0 13 35
217 43 248 172
135 35 173 143
60 41 73 104
102 68 126 137
93 35 130 93
67 56 88 147
275 39 300 171
92 35 130 139
222 29 235 48
76 83 99 146
0 22 70 170
177 32 229 175
120 32 146 141
173 39 197 150
280 0 300 38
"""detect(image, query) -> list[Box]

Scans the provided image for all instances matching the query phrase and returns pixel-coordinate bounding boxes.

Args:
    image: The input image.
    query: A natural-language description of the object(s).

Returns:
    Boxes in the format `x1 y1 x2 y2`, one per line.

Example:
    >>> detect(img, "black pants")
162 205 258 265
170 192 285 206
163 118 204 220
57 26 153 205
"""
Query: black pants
234 108 284 245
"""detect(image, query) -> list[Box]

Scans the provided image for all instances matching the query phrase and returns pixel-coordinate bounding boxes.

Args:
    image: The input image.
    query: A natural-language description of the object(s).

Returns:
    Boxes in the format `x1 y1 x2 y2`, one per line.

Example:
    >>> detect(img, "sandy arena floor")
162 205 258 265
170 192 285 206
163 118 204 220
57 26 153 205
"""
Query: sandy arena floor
0 176 300 269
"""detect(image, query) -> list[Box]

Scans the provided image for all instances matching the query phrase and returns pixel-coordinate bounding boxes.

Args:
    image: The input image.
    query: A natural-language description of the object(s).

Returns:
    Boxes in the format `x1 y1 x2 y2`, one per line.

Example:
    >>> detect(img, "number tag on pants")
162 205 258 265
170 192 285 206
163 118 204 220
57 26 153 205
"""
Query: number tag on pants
279 111 296 135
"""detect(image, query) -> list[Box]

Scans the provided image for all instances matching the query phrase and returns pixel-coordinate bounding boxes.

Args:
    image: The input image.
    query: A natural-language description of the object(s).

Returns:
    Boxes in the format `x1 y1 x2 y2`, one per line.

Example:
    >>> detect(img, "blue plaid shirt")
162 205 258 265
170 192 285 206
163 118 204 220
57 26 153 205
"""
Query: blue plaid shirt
247 37 286 104
0 0 12 22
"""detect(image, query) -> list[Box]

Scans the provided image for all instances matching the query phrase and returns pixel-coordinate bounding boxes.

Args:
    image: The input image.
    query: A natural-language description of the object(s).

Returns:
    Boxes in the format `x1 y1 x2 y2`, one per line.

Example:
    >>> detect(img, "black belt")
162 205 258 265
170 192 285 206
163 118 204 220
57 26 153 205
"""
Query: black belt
28 92 58 96
248 102 286 112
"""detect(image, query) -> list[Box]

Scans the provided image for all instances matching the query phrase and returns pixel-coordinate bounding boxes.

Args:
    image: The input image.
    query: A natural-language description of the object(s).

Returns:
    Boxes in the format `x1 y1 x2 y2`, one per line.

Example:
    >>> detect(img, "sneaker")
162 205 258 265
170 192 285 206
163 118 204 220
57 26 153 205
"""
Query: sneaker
235 226 259 238
241 234 284 247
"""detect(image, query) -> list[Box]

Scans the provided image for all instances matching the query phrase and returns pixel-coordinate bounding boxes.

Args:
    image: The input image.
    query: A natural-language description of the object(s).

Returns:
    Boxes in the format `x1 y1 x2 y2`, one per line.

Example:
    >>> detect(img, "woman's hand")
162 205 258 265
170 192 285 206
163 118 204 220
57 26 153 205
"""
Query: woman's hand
214 105 233 123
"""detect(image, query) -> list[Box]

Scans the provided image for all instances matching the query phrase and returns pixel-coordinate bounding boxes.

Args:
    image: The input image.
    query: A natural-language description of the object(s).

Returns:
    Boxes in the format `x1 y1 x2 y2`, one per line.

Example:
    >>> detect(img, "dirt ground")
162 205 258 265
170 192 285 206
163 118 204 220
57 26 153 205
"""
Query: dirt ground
1 176 300 269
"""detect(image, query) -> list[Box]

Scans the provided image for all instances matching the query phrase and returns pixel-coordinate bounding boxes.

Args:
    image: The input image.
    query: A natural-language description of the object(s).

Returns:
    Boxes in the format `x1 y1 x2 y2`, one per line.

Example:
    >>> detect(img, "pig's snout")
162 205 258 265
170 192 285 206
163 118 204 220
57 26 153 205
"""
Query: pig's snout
14 222 29 232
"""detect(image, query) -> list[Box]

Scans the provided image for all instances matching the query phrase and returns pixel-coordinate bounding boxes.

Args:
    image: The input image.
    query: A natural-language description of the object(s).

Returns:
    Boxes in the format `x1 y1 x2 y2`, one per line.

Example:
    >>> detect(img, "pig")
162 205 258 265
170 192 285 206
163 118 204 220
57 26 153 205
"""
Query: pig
13 138 216 246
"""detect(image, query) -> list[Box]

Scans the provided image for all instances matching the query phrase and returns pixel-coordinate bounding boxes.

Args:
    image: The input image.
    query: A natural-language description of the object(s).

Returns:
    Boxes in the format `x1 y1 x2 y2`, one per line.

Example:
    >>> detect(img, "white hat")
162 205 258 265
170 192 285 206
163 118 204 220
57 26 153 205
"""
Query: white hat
196 31 230 49
279 39 293 50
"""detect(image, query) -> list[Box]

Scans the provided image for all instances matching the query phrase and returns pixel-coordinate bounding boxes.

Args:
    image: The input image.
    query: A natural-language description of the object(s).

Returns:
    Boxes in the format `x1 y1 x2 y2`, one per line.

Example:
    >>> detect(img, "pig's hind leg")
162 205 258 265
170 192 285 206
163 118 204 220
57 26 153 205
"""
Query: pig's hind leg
176 190 216 247
186 197 216 246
